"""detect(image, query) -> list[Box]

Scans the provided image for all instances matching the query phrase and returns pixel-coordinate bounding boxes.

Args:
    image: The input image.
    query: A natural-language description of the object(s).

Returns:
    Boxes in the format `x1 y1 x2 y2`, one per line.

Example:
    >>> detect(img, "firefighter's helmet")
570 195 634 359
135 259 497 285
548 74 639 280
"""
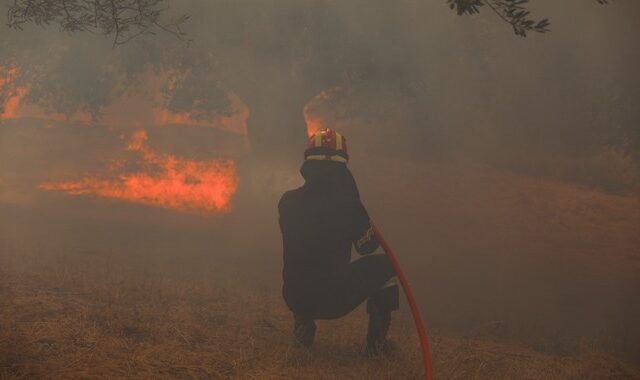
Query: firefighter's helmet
304 128 349 163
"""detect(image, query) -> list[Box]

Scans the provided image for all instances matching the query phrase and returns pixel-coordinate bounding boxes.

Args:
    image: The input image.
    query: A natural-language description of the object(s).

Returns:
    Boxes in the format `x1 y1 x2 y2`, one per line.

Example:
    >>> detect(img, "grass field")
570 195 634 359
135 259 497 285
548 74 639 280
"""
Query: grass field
1 151 639 379
1 247 638 380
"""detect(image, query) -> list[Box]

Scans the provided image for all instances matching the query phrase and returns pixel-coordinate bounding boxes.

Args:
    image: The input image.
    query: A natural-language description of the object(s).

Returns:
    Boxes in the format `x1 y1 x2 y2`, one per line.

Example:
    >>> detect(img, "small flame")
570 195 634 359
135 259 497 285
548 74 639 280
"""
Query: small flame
304 110 324 137
0 65 248 135
153 93 249 135
303 87 342 137
0 66 28 120
40 131 239 213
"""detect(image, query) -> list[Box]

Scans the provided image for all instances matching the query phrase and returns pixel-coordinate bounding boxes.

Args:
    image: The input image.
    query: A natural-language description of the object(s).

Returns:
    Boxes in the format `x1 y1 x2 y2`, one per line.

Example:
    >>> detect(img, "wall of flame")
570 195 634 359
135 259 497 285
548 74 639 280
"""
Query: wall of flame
2 66 245 214
39 131 239 213
2 64 340 213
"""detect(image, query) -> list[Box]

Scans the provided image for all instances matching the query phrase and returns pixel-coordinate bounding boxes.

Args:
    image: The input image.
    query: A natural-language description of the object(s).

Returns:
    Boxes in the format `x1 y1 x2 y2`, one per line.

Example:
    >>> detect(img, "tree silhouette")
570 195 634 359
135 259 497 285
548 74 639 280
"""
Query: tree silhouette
7 0 189 46
8 0 556 45
3 0 618 161
447 0 549 36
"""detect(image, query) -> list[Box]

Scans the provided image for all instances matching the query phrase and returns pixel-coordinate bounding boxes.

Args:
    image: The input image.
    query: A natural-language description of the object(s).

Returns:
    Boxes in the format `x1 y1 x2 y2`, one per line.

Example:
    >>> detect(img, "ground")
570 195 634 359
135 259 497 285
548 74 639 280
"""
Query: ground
1 248 638 379
1 152 639 379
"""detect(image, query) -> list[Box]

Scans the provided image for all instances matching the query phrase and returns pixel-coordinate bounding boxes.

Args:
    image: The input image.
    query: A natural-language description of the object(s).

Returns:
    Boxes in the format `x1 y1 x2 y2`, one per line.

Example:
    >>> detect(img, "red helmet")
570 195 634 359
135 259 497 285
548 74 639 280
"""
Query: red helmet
304 128 349 163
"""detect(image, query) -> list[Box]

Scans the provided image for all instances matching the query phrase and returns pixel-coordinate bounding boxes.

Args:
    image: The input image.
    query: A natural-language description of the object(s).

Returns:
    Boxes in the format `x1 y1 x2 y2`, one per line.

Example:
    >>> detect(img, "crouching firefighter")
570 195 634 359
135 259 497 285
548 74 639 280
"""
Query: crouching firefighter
278 128 399 356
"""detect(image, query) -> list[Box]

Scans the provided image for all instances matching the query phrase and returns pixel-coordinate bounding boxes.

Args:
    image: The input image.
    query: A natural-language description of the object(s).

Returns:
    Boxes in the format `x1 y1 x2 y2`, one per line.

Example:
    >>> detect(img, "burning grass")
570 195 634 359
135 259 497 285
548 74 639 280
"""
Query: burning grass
39 131 239 213
1 248 638 379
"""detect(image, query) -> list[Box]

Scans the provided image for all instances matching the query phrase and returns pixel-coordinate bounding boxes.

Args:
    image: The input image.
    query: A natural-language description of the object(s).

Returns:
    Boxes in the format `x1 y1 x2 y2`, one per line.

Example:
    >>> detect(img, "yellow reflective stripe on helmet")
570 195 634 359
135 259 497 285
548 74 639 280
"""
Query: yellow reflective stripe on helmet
335 132 343 150
306 155 347 163
314 132 322 147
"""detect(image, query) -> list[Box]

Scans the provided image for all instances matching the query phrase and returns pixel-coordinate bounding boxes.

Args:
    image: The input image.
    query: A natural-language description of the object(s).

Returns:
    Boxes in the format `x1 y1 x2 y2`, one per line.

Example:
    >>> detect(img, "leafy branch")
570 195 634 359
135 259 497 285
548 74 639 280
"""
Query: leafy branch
6 0 190 46
447 0 611 37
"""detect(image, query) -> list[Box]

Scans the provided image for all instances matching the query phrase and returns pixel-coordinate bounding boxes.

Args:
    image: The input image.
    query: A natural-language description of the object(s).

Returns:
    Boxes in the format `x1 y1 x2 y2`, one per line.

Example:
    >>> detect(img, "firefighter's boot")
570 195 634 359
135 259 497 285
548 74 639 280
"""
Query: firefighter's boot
293 315 316 347
365 312 395 356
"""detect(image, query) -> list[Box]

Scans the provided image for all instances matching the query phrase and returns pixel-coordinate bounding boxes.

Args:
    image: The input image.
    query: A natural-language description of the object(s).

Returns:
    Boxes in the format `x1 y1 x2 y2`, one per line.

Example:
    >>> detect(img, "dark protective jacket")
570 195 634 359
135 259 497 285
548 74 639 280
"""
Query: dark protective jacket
278 160 380 317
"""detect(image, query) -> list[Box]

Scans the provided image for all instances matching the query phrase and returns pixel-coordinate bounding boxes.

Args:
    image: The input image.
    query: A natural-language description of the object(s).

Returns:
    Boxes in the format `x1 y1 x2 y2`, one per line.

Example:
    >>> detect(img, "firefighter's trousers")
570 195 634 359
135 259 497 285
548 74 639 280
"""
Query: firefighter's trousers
287 254 399 320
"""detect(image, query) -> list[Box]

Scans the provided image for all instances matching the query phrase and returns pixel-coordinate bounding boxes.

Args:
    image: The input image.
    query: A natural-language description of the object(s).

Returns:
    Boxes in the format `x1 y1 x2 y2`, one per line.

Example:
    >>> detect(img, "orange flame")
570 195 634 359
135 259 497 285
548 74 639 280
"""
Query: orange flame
0 65 248 136
303 87 342 137
40 131 239 213
0 66 28 120
304 110 324 137
152 93 249 135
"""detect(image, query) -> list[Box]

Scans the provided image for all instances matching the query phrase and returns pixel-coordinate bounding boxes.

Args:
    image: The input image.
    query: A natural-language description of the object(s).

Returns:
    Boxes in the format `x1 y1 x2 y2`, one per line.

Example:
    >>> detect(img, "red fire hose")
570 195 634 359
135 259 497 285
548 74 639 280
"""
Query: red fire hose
371 222 433 380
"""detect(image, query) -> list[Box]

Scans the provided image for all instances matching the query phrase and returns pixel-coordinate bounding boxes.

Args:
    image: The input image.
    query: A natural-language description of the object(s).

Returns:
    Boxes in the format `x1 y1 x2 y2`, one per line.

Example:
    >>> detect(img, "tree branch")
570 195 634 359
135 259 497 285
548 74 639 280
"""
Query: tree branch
6 0 189 46
447 0 610 37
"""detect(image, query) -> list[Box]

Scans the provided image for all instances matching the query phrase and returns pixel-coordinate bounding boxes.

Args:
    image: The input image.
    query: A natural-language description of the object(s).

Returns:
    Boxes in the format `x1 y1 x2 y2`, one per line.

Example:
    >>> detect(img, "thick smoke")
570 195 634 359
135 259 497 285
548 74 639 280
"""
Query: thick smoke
1 0 639 364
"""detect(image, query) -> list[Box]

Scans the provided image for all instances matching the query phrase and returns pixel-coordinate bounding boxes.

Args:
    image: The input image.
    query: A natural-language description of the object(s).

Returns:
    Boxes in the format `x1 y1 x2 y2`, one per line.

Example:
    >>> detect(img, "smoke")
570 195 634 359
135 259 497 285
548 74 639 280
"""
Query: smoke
1 0 639 364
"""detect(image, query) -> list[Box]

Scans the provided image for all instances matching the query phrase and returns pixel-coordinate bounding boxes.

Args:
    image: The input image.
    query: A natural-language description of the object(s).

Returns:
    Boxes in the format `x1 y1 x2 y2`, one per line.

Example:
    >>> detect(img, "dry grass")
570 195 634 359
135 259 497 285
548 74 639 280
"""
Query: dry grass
1 155 639 379
1 250 638 380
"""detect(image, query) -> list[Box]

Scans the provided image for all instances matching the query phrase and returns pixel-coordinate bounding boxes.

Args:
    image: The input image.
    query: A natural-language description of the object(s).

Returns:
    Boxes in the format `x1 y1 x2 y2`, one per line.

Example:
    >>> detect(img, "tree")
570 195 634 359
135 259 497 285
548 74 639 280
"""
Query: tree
447 0 549 36
7 0 189 46
3 0 619 162
8 0 553 44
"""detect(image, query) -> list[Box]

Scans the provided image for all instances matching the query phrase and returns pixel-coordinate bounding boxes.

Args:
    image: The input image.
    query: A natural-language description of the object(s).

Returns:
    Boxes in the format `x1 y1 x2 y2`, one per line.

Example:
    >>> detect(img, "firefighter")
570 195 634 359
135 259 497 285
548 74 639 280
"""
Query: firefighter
278 128 399 356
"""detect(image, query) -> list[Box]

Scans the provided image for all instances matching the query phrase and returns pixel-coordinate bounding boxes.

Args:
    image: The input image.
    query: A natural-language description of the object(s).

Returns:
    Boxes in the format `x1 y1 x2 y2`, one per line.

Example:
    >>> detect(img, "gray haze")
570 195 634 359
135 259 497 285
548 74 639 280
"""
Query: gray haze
1 0 639 364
